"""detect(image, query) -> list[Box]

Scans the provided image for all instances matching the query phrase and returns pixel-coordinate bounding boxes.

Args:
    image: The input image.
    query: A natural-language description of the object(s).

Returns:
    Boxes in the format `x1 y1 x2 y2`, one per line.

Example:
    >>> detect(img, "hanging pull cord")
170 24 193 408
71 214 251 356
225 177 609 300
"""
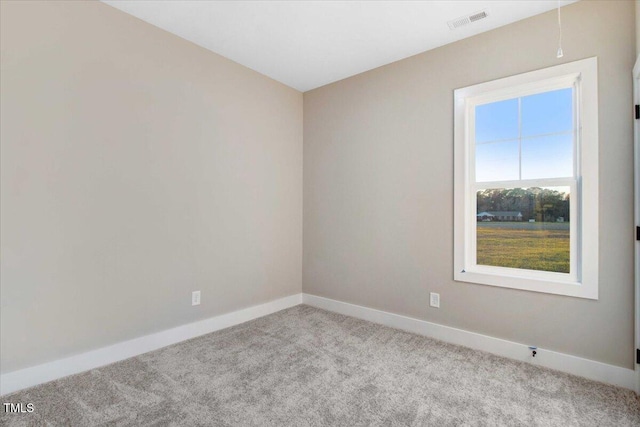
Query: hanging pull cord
557 1 564 58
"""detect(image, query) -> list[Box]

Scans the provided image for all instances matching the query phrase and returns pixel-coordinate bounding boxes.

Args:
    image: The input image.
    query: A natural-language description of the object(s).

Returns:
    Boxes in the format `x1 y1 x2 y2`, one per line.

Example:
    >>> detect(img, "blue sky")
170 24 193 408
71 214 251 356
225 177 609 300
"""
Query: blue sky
475 88 573 182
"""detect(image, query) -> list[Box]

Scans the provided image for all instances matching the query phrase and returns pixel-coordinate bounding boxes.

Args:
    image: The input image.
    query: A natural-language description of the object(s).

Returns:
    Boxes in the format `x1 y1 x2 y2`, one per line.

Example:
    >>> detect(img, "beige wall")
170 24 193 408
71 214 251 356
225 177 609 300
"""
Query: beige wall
0 1 302 373
303 0 636 368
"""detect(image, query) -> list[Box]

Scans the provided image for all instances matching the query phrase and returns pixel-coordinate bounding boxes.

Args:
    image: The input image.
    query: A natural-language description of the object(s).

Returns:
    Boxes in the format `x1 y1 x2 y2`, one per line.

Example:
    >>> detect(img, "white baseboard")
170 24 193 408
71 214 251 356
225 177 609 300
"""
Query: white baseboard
3 292 637 396
302 293 639 393
0 293 302 396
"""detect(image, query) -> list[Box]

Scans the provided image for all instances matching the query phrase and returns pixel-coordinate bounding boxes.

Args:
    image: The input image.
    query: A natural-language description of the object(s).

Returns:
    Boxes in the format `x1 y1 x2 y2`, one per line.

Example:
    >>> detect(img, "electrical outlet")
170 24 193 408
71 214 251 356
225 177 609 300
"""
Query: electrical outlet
430 292 440 308
192 290 201 306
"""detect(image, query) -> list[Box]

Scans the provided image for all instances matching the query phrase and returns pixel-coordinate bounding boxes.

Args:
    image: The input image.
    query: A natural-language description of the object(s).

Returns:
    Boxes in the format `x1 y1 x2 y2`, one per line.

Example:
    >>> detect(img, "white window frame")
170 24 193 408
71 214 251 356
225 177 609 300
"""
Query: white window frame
453 57 598 299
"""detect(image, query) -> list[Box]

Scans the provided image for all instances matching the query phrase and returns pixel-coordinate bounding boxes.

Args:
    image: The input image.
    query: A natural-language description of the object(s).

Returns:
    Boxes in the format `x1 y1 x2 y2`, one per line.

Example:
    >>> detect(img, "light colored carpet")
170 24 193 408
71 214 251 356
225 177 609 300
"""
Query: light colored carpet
1 305 639 426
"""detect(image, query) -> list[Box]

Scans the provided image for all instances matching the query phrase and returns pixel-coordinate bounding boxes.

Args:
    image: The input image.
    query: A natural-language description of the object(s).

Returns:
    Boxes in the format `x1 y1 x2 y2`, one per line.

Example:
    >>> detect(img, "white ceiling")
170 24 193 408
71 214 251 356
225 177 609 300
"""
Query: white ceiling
102 1 578 92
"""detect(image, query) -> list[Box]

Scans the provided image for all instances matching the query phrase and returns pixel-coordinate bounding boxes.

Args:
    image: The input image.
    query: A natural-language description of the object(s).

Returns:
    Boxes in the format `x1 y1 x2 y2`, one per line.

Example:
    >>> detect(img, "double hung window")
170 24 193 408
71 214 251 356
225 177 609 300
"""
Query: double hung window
453 58 598 299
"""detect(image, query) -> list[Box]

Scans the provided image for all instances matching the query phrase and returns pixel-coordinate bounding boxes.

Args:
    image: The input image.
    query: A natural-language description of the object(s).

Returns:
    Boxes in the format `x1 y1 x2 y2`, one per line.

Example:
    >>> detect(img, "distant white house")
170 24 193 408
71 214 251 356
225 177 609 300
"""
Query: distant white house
476 211 494 221
477 211 523 221
490 211 523 221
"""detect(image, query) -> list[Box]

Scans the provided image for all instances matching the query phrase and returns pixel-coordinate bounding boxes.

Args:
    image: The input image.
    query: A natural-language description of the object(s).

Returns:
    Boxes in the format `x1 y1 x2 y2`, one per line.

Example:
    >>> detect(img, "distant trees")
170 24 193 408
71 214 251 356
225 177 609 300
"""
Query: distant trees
477 187 570 222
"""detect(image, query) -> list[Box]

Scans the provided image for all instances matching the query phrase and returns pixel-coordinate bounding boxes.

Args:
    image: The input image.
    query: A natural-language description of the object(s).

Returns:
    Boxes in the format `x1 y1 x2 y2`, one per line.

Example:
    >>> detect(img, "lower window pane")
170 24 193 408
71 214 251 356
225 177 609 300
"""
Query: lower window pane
476 187 570 273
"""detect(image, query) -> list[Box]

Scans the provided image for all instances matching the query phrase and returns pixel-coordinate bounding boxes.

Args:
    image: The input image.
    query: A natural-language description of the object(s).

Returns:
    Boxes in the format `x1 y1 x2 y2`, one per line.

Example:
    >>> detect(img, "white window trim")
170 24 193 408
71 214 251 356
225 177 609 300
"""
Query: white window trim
453 57 598 299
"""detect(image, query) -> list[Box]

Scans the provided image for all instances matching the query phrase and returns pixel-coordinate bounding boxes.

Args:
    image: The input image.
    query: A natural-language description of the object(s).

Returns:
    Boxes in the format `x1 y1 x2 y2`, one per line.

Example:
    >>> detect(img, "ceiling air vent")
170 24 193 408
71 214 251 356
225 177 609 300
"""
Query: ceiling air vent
447 10 489 30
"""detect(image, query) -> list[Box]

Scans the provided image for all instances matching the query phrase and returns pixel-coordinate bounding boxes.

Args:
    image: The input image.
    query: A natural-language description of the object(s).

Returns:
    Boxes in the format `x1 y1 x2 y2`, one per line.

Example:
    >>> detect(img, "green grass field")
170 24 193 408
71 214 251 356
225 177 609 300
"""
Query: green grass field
476 222 570 273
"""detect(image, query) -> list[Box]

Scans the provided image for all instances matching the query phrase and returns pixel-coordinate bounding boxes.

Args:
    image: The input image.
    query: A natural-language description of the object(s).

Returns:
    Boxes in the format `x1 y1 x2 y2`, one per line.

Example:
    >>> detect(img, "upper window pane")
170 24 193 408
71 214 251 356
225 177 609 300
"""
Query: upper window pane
475 99 518 143
521 133 573 179
521 88 573 137
476 140 519 182
474 87 574 183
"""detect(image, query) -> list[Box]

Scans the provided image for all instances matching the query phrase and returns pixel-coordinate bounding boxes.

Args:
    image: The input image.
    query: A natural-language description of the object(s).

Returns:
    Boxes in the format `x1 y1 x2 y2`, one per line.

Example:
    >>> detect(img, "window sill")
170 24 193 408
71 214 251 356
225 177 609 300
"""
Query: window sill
454 269 597 300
